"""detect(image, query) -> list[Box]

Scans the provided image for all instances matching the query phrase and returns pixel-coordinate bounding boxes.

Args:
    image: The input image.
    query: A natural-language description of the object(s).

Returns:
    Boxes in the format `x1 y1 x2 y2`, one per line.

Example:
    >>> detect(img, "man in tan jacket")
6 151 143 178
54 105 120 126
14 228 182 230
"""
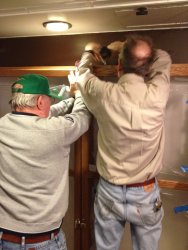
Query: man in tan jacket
74 34 171 250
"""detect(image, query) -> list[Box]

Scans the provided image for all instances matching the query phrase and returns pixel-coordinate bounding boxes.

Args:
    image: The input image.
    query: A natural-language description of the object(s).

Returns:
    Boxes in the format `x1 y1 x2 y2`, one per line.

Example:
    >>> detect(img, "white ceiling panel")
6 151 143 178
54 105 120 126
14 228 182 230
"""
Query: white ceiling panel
0 0 188 38
116 4 188 29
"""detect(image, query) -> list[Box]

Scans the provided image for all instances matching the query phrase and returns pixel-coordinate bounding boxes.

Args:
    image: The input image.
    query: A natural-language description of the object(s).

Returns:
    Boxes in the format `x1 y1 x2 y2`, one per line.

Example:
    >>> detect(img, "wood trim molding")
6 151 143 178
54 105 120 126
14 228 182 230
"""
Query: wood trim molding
170 64 188 77
0 66 76 77
158 179 188 191
0 64 188 77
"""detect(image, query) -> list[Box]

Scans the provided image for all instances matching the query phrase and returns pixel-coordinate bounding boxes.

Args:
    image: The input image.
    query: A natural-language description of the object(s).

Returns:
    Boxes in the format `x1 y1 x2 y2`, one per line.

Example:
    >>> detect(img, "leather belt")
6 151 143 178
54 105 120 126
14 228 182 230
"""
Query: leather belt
1 229 60 244
126 177 155 188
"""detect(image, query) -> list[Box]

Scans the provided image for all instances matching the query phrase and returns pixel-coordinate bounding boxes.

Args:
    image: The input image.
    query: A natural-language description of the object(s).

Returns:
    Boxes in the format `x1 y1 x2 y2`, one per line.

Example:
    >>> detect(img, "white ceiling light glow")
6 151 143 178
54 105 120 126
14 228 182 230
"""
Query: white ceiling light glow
43 21 72 32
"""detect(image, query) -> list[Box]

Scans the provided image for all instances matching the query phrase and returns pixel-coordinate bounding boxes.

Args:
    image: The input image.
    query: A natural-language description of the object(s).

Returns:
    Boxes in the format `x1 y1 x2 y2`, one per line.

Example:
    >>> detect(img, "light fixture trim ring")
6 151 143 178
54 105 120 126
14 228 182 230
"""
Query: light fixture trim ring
43 21 72 31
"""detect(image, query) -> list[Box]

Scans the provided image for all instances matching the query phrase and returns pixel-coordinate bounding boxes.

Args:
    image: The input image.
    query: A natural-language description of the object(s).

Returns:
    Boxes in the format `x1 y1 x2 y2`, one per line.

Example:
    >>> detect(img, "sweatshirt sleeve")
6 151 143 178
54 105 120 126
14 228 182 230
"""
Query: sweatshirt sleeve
49 98 75 117
63 92 91 145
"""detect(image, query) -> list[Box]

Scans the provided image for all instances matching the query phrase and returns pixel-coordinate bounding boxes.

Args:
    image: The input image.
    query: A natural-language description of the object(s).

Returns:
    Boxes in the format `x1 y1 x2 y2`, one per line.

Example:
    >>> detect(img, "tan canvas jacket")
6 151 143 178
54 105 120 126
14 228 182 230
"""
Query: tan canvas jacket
77 49 172 185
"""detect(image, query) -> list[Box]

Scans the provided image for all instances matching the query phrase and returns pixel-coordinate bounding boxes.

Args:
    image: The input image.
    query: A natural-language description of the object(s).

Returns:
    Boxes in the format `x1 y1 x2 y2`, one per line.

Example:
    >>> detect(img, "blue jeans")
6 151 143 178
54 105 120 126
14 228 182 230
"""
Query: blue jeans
0 229 67 250
94 178 164 250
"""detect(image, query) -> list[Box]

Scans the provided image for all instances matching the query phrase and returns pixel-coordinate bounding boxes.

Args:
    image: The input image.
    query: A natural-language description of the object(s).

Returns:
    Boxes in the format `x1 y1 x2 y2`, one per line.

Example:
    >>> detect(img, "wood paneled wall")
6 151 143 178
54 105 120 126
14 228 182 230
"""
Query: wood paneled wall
0 29 188 67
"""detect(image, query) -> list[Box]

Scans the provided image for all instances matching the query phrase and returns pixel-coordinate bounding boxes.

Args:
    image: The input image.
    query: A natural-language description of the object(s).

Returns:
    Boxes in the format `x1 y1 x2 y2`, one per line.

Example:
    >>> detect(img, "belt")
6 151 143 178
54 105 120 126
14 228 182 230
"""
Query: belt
126 177 155 188
1 229 60 244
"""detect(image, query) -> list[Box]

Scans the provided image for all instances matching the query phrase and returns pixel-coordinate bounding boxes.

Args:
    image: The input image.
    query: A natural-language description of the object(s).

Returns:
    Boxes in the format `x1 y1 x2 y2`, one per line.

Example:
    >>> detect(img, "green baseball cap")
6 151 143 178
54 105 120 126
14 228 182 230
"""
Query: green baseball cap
12 74 63 100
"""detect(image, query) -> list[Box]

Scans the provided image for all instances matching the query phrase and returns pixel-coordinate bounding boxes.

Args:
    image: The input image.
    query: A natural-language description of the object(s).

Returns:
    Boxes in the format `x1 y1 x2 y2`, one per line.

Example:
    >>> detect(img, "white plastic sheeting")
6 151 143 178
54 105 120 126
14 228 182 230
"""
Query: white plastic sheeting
161 77 188 183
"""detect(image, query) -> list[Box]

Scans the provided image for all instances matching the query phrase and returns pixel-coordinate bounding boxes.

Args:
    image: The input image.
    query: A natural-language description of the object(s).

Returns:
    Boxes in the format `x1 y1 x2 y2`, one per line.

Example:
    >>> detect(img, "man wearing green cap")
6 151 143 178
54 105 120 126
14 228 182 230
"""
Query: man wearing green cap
0 73 90 249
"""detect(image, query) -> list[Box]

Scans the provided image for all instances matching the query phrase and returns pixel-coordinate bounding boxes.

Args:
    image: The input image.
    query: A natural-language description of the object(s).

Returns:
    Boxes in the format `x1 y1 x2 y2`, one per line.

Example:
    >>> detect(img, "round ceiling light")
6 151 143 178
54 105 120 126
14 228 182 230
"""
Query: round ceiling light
43 21 72 32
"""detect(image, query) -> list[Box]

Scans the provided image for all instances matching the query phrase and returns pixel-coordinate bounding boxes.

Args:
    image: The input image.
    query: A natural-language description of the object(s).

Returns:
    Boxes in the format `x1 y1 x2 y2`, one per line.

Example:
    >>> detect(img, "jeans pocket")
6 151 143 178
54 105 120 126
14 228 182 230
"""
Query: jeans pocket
95 193 114 219
95 192 124 220
137 202 164 226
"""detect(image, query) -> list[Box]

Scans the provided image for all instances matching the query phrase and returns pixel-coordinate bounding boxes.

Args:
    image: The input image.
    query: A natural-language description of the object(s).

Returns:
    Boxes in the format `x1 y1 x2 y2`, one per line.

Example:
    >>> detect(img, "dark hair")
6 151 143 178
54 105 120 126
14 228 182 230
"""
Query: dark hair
120 34 154 77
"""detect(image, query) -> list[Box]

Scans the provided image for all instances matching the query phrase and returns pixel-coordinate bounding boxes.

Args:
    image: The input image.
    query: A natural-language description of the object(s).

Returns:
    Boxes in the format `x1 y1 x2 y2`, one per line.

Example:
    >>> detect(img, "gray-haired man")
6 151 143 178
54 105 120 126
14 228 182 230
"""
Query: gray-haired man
0 73 90 250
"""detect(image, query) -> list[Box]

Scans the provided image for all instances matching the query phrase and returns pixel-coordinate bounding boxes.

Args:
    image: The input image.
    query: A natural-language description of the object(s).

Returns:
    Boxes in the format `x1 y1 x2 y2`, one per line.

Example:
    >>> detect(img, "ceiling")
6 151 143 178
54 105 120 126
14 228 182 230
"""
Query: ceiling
0 0 188 38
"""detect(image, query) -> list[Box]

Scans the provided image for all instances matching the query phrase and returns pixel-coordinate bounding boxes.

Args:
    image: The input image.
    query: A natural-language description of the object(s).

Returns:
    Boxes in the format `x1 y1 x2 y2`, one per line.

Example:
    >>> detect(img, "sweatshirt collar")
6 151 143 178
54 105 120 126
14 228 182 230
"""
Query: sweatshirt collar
12 111 38 116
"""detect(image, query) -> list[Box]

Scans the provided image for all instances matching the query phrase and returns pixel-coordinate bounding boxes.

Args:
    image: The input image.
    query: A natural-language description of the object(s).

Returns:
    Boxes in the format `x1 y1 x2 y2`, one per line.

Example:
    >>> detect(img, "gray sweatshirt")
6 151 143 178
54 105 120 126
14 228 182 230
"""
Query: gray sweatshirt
0 93 90 233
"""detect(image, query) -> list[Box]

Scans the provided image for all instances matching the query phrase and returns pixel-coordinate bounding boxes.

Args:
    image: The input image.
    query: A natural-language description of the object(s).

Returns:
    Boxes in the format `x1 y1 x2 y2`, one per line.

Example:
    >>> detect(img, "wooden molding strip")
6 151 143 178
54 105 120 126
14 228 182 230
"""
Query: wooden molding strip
170 64 188 77
0 64 188 77
0 66 76 77
158 179 188 191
